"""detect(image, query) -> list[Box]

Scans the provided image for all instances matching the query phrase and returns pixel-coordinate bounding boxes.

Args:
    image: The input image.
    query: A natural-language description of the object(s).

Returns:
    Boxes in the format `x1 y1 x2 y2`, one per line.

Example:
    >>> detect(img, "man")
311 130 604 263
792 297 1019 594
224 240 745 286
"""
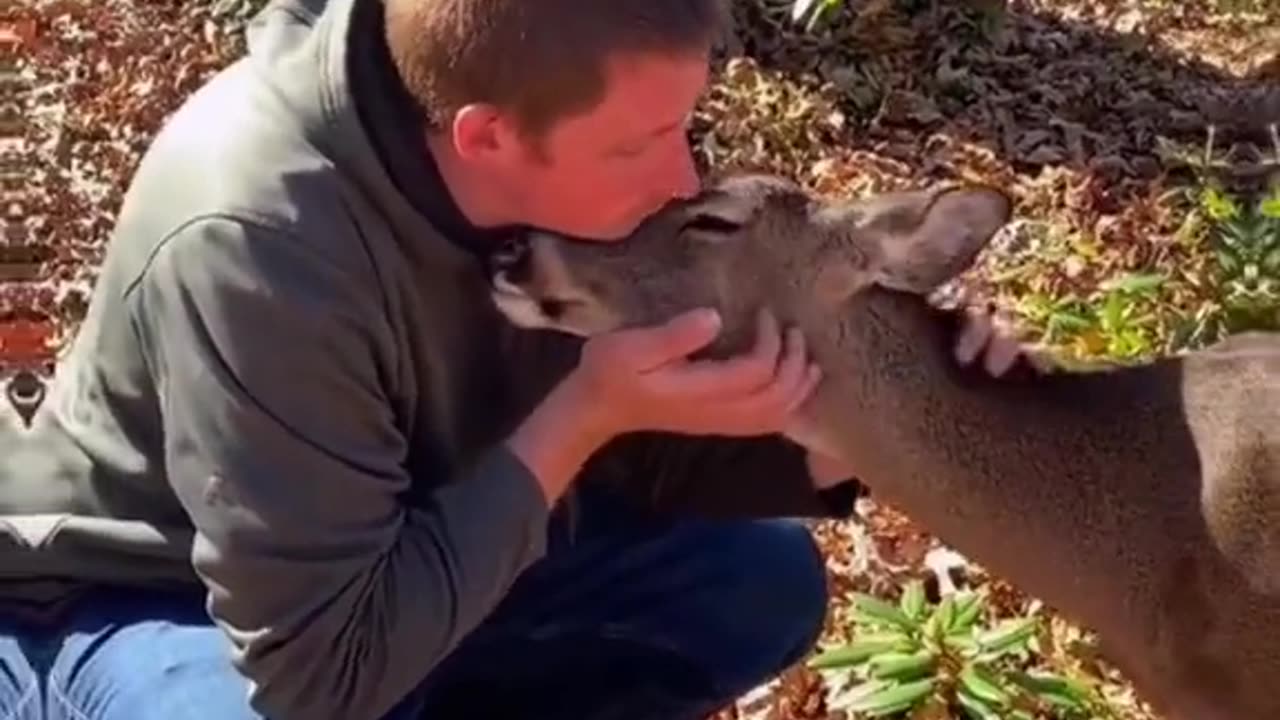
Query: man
0 0 1030 718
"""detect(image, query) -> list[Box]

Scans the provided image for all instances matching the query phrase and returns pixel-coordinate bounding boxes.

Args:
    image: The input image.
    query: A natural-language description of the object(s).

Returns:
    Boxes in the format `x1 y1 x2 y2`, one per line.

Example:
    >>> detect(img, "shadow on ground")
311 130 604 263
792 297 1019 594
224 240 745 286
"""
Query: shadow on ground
710 0 1278 196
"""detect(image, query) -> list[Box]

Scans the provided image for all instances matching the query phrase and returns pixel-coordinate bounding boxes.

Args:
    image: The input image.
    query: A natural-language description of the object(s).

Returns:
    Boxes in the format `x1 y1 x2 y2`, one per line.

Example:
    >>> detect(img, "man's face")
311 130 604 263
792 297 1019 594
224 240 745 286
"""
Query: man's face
503 50 709 241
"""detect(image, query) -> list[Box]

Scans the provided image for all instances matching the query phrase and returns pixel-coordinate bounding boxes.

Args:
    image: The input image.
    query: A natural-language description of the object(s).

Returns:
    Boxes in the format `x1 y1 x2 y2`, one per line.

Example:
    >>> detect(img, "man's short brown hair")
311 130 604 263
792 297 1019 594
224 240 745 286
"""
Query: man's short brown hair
384 0 730 139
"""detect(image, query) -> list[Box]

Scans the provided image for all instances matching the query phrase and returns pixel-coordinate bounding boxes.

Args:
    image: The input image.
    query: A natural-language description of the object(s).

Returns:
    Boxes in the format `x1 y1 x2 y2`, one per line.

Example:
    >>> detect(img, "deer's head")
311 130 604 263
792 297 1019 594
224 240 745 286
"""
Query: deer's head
489 174 1012 351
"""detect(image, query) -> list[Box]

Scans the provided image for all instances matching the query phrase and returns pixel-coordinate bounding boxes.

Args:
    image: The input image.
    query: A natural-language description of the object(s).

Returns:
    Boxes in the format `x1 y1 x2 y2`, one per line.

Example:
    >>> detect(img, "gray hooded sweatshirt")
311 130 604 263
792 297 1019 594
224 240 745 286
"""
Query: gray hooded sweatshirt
0 0 861 717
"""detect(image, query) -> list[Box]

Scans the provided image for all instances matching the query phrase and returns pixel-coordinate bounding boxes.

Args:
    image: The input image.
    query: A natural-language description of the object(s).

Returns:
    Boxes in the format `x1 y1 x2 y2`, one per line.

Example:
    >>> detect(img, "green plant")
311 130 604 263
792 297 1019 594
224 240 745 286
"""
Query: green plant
1012 269 1172 365
790 0 848 29
999 180 1279 364
810 581 1110 718
1204 182 1280 332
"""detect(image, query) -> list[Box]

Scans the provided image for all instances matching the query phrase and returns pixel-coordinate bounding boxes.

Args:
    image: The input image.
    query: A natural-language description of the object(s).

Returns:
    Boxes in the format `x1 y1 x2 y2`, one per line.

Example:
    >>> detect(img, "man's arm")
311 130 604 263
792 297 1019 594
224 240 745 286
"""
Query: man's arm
127 215 558 720
579 431 864 519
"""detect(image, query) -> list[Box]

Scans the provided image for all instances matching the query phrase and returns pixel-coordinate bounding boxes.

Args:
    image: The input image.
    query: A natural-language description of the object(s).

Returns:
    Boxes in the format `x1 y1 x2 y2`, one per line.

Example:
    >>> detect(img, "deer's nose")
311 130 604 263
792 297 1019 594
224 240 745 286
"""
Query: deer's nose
538 299 567 321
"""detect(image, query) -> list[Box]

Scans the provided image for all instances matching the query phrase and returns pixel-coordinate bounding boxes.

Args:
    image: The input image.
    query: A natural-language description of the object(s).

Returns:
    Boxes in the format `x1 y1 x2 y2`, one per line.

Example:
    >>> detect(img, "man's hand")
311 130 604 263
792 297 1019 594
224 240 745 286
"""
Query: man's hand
572 307 821 438
507 307 822 503
952 305 1056 375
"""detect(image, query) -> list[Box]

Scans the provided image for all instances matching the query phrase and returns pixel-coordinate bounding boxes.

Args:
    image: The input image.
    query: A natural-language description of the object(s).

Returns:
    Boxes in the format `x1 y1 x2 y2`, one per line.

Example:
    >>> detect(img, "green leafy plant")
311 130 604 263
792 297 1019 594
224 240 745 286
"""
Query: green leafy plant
1203 182 1280 332
810 581 1110 718
1013 269 1171 365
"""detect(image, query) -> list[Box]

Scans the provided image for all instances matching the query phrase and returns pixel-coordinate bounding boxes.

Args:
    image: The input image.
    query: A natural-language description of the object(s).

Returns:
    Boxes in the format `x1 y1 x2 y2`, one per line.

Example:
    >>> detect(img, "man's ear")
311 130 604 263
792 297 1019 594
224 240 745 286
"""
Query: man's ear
452 103 539 166
869 185 1012 294
450 104 499 158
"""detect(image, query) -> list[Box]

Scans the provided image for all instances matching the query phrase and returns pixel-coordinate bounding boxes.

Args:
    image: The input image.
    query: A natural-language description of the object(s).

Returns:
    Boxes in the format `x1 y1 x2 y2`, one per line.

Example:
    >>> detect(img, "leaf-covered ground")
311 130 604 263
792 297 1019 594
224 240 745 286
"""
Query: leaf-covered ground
6 0 1279 718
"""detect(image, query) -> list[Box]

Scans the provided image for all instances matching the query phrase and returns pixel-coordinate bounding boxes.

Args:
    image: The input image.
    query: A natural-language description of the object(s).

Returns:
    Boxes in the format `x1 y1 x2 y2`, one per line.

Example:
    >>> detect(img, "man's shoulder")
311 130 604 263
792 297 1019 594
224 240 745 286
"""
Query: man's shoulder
110 61 372 285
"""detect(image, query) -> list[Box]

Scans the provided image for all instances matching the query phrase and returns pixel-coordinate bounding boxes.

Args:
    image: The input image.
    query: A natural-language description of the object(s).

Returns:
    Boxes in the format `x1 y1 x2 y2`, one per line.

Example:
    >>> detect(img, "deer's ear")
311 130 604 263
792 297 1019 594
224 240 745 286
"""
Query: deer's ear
869 186 1012 294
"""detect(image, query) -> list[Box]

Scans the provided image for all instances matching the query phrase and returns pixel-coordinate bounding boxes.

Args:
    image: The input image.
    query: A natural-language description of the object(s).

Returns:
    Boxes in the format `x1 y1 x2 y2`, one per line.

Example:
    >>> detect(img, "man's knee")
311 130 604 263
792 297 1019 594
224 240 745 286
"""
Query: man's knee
0 633 39 720
45 590 264 720
684 518 830 689
722 519 829 653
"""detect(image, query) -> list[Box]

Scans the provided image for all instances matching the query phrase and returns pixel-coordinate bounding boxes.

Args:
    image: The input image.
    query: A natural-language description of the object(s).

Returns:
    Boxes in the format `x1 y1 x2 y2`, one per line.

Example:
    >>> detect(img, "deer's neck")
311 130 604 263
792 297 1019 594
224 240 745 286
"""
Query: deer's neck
810 288 1204 637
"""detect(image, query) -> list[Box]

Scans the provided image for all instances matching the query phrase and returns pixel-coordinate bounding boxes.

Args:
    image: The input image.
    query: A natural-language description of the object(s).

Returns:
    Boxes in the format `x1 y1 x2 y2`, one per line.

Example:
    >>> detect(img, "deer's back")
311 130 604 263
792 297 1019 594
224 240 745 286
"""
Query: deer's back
1127 331 1280 720
1175 332 1280 596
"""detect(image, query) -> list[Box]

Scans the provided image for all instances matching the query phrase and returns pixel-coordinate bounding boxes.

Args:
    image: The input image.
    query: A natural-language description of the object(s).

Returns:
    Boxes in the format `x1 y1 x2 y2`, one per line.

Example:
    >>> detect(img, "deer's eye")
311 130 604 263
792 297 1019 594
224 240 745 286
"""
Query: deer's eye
680 213 742 236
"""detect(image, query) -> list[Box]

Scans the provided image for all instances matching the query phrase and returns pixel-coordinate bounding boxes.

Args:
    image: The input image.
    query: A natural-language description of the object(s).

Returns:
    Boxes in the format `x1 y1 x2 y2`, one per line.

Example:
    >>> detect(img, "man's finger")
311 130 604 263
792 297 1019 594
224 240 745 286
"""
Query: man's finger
954 308 993 365
769 327 811 408
698 307 784 388
607 307 722 371
786 363 823 415
651 308 784 399
713 327 812 427
729 325 807 410
983 335 1024 377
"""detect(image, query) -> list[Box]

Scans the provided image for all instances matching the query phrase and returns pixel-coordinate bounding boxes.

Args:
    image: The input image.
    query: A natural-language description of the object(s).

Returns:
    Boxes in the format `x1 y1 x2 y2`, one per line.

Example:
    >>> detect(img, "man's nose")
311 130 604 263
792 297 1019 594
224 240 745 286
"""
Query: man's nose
673 153 701 200
664 140 701 201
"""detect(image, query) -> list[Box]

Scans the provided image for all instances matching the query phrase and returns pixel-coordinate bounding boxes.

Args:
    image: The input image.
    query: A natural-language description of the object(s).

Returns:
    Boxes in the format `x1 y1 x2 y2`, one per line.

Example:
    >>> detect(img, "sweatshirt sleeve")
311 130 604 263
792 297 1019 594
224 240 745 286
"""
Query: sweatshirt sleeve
581 431 866 520
125 215 551 720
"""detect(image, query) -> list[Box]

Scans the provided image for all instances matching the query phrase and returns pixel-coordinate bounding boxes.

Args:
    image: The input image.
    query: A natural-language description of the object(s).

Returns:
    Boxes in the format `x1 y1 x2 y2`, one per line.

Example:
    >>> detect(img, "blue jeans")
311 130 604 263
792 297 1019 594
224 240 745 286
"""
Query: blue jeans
0 489 829 720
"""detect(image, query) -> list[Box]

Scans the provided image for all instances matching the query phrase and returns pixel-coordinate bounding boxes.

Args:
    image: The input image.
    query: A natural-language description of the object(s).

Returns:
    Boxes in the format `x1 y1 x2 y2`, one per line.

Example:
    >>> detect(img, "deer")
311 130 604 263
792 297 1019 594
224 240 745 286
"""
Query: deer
486 173 1280 720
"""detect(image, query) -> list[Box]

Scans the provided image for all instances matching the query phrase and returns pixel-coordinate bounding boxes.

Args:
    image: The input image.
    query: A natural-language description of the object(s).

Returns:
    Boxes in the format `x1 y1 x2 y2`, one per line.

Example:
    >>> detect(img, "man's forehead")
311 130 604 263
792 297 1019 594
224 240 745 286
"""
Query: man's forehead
595 52 707 116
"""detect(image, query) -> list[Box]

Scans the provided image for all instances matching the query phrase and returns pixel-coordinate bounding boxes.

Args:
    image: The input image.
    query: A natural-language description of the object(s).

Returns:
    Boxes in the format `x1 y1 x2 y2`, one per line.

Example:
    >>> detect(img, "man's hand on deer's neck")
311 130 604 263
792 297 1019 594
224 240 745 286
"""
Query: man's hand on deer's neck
952 305 1058 375
785 306 1048 490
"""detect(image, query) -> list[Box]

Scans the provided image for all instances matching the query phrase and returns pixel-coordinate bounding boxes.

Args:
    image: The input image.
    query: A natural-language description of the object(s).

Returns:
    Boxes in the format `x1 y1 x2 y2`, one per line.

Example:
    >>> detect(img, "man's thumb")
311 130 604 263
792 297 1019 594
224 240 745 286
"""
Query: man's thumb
624 308 722 370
